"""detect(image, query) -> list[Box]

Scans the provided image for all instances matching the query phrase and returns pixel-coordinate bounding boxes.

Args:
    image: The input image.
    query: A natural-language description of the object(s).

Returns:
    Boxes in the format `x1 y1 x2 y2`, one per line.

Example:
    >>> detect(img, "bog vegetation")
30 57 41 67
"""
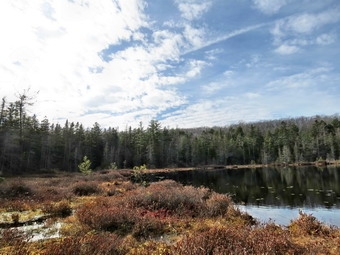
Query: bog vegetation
0 172 339 254
0 94 340 175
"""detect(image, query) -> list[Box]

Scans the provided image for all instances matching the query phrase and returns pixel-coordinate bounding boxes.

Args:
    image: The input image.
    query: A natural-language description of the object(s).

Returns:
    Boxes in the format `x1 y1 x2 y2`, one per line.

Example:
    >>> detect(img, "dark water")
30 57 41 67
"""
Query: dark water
149 166 340 226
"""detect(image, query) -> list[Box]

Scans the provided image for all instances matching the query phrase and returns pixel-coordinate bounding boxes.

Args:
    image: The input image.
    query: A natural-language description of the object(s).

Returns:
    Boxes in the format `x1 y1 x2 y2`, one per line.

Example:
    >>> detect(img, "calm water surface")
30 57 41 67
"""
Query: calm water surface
150 166 340 226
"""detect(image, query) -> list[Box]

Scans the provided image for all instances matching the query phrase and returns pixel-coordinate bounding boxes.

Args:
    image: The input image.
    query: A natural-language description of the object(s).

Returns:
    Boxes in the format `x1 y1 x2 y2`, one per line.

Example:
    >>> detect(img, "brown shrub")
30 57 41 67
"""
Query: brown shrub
122 180 211 217
76 198 166 238
174 225 304 255
131 214 166 239
204 193 232 217
99 181 137 196
250 224 304 254
42 200 72 217
0 199 32 211
76 200 135 233
128 241 172 255
72 181 100 196
289 211 330 236
91 171 125 182
0 180 35 198
42 233 124 255
226 206 258 225
0 229 32 255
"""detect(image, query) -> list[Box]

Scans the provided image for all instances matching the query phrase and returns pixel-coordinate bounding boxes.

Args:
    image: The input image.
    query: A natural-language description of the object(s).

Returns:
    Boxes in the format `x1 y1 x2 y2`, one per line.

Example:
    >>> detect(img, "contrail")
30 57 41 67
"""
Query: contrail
182 22 269 56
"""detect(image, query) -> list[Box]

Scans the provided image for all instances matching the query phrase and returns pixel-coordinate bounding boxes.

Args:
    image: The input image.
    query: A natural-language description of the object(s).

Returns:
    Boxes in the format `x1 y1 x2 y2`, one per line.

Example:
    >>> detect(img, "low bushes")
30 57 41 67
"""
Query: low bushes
75 180 235 240
76 199 165 238
205 193 231 217
42 200 72 217
0 180 35 198
72 181 100 196
121 180 232 217
2 175 339 255
289 211 330 236
42 233 125 255
173 224 305 255
0 229 32 255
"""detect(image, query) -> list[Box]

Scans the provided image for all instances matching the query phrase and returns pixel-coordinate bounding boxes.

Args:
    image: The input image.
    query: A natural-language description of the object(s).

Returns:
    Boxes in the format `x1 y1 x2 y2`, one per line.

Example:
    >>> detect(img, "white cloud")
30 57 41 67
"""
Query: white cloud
223 70 234 77
185 60 207 78
315 33 336 45
201 82 226 95
253 0 288 15
175 0 212 21
201 71 235 95
0 0 204 128
266 67 333 90
272 8 340 42
204 48 224 60
245 92 261 99
161 97 271 128
287 11 340 34
271 8 340 53
183 24 206 48
246 55 261 68
274 44 300 55
0 0 149 123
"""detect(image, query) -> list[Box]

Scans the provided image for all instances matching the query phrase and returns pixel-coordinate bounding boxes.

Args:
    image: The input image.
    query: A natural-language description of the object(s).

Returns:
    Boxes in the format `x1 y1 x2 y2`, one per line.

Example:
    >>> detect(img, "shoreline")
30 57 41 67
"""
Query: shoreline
139 160 340 174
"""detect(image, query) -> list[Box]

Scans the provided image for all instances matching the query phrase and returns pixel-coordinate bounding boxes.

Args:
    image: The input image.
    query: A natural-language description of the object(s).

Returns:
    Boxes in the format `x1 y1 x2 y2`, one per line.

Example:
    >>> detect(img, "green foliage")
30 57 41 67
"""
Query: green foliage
1 92 340 174
132 164 148 185
0 177 5 183
78 156 92 174
316 156 324 162
110 162 118 170
132 170 144 185
133 164 147 170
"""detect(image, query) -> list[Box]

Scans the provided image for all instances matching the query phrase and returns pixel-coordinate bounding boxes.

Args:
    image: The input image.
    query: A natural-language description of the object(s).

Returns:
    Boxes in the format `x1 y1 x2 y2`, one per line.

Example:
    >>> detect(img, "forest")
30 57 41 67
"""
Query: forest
0 95 340 174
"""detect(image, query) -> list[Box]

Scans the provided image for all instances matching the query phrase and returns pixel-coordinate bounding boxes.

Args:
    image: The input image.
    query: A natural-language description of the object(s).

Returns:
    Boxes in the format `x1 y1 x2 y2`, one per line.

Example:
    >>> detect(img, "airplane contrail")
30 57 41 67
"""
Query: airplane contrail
182 22 269 56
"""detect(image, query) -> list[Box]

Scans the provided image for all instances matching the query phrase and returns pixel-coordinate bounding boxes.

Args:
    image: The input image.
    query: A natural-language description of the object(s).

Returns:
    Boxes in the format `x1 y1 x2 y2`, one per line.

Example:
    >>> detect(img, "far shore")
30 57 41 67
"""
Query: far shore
139 160 340 174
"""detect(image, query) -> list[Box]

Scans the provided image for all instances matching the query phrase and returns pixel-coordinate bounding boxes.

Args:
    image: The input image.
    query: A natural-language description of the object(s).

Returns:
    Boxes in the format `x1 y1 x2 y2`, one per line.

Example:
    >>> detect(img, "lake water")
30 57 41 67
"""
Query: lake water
149 166 340 226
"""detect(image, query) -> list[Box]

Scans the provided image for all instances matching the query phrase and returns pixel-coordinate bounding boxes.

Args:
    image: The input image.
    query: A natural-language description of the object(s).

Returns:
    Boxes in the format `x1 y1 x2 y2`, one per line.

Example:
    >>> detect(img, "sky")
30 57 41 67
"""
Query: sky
1 0 340 129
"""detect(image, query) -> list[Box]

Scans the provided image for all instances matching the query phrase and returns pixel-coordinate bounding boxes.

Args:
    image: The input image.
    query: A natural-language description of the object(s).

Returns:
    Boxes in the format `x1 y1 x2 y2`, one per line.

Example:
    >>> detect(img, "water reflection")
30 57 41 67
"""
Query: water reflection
150 166 340 208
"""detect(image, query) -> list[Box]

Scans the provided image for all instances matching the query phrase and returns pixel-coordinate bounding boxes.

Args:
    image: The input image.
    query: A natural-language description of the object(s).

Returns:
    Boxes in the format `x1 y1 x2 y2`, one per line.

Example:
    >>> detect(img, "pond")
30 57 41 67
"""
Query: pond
149 166 340 226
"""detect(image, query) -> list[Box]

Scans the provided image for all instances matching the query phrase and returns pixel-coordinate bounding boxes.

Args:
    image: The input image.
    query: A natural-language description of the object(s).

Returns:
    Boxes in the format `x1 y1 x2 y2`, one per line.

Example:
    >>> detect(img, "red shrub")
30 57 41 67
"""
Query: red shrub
75 198 165 237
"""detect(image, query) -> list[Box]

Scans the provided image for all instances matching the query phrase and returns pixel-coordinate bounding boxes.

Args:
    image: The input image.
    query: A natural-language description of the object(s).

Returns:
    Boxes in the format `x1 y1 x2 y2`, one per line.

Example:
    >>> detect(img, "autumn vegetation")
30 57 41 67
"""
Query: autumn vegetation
0 170 339 255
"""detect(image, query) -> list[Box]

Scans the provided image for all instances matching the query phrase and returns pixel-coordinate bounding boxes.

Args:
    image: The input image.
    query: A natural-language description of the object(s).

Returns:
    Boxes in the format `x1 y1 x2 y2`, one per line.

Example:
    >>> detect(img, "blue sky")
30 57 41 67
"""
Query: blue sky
1 0 339 128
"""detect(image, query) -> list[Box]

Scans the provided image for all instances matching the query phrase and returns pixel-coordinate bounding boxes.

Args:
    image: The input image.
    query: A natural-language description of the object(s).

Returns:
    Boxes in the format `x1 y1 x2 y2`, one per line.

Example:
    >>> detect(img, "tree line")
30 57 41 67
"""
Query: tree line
0 95 340 174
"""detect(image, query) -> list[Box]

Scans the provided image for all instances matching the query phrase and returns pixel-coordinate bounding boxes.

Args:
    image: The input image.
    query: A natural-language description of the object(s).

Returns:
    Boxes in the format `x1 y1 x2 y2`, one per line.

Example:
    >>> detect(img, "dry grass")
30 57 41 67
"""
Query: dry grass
41 233 125 255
